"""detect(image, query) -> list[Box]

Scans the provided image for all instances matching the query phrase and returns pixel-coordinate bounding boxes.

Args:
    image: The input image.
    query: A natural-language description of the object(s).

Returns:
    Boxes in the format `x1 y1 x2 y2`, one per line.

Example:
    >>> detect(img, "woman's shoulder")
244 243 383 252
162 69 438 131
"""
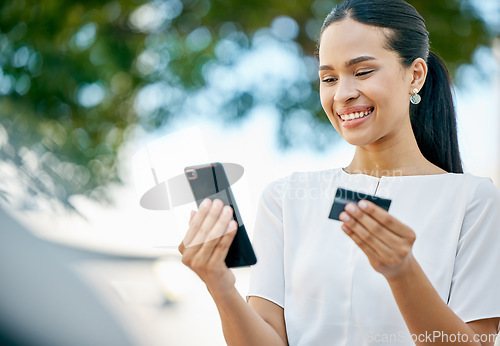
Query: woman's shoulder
423 172 500 204
461 173 500 205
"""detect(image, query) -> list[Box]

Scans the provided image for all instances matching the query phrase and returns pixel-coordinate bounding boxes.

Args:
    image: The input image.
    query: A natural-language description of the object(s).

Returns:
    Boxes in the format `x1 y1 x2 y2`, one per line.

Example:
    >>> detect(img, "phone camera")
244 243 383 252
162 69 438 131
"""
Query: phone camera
186 169 198 180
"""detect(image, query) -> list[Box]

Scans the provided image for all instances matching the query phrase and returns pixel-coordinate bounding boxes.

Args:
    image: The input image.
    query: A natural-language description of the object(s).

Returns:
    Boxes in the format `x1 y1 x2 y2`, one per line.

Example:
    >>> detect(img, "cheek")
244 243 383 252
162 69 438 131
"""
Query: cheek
375 83 409 116
365 78 404 115
319 86 334 114
370 74 409 110
319 86 327 106
320 87 342 133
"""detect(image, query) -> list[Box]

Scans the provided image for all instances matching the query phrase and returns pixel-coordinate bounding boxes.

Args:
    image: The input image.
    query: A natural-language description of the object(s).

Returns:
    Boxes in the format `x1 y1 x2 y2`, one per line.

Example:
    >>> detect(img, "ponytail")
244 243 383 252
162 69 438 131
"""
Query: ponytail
410 51 463 173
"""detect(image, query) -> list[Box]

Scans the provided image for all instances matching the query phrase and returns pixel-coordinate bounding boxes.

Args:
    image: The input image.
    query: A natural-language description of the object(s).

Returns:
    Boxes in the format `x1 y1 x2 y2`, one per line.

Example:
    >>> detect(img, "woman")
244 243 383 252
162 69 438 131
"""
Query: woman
178 0 500 344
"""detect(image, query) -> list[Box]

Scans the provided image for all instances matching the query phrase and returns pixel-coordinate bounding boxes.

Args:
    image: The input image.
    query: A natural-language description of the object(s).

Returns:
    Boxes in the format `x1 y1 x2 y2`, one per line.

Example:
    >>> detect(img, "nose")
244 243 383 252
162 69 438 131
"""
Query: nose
333 77 359 104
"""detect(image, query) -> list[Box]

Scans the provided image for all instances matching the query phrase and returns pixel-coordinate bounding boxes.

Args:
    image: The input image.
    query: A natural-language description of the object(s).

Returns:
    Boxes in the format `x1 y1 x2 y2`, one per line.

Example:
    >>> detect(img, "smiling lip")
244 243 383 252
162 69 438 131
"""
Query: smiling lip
336 107 374 128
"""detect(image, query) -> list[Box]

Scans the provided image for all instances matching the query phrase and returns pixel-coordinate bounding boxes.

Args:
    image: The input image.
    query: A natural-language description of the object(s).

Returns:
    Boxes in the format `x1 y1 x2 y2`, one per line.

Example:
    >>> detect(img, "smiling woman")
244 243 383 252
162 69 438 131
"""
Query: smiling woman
177 0 500 345
318 5 460 175
319 18 429 157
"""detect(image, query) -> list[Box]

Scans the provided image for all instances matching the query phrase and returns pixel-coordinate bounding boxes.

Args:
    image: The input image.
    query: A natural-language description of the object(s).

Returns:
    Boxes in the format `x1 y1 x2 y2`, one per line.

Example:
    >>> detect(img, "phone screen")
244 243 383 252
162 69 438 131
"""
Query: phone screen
184 163 256 267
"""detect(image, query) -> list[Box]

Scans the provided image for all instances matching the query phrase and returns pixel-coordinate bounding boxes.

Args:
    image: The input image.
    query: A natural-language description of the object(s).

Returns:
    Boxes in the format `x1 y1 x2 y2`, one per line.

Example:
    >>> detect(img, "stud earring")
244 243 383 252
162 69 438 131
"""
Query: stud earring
410 88 421 105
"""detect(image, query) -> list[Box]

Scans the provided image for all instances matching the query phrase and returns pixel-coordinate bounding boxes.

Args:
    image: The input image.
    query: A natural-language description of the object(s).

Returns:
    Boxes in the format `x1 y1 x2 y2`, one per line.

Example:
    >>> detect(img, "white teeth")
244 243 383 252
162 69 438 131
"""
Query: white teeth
339 109 372 121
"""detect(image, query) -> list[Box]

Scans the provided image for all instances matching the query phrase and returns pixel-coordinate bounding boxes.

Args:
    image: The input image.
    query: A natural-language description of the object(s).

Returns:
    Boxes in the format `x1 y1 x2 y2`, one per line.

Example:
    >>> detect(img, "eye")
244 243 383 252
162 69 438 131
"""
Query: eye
321 76 338 84
355 70 374 77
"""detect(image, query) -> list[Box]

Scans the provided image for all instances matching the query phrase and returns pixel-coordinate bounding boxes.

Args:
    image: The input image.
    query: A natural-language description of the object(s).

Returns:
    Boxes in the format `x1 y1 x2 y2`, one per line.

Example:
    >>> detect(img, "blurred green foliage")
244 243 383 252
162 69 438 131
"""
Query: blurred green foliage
0 0 495 208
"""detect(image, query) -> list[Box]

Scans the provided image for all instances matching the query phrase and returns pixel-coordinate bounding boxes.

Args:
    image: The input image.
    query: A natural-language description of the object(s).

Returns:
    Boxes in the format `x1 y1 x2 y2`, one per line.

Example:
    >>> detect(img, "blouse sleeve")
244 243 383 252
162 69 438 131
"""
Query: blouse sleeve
246 177 287 308
447 176 500 322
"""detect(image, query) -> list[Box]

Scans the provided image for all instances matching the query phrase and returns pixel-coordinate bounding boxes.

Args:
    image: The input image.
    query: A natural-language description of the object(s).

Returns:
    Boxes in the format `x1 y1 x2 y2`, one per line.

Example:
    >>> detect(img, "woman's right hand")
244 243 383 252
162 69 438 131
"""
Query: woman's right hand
178 198 238 296
179 198 288 346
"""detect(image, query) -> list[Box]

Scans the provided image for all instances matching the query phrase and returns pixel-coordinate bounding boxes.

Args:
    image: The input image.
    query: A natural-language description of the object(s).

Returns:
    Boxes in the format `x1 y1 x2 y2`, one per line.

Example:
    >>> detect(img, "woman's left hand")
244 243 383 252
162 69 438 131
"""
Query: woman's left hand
340 200 416 279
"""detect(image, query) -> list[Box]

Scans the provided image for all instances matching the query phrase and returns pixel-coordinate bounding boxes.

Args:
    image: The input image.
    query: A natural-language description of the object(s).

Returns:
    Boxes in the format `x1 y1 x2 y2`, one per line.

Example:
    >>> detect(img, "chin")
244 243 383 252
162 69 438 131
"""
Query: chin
330 122 378 147
341 134 376 147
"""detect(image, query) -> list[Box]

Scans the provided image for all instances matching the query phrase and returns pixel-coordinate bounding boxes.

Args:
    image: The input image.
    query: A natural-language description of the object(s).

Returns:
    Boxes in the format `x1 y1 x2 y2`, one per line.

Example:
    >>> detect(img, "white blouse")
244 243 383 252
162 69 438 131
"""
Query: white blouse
247 167 500 345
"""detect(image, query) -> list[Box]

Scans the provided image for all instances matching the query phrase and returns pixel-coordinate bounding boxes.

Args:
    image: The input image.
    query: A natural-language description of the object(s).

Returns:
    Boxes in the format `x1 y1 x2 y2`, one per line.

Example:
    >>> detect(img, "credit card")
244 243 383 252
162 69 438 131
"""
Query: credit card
328 187 392 221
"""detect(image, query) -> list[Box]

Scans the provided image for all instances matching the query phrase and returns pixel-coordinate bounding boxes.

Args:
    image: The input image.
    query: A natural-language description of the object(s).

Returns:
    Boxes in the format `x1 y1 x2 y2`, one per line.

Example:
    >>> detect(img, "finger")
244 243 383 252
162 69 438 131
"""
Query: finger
200 205 234 243
188 210 196 225
340 211 393 259
208 220 238 265
192 205 235 264
357 200 413 238
182 198 213 248
343 203 400 247
179 210 196 254
342 222 415 277
189 199 226 247
341 223 380 259
181 210 197 254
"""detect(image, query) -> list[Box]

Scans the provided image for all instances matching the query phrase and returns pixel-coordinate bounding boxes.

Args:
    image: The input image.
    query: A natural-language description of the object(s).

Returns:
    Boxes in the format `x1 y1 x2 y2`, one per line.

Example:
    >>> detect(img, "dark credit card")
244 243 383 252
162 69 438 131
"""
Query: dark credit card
329 187 392 221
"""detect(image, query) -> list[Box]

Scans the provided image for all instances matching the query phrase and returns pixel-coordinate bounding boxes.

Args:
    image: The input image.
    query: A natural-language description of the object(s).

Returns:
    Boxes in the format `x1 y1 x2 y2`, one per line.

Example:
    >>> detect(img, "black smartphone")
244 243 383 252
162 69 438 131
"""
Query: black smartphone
184 162 257 268
329 187 392 221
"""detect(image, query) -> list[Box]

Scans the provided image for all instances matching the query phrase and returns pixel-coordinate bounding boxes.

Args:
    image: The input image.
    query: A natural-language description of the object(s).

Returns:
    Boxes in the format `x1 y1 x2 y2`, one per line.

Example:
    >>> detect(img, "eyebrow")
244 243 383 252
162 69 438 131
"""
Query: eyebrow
319 56 376 71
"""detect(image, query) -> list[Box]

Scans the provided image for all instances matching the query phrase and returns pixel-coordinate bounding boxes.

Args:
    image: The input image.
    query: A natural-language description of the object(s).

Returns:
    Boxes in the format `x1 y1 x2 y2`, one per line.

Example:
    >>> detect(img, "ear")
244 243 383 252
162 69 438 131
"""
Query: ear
409 58 427 93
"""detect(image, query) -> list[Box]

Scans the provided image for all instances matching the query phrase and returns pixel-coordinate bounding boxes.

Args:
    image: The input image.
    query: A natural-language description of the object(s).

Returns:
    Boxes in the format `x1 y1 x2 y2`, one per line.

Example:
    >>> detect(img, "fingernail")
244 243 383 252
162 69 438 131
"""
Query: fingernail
200 198 211 209
346 203 356 213
359 200 367 209
230 220 238 231
223 205 232 216
340 212 350 222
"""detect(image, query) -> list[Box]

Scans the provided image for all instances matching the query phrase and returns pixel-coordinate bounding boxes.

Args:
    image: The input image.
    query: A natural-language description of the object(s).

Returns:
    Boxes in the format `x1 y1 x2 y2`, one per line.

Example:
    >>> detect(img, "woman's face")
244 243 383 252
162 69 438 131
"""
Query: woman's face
318 18 414 147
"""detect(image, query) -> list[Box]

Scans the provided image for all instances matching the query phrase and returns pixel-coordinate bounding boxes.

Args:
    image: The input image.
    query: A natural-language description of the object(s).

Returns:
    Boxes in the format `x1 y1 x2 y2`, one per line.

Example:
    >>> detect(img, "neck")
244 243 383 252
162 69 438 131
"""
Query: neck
344 121 445 178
